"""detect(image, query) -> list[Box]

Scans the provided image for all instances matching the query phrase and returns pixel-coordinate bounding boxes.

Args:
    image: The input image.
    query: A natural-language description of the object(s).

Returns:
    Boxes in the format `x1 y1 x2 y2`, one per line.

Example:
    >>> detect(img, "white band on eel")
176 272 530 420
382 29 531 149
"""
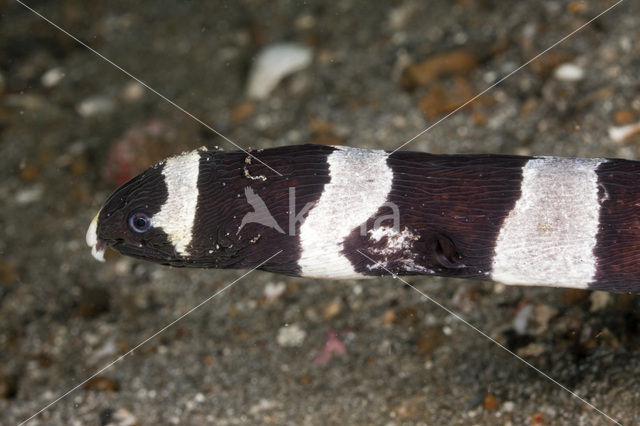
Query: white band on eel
491 157 606 288
151 150 202 256
298 146 393 279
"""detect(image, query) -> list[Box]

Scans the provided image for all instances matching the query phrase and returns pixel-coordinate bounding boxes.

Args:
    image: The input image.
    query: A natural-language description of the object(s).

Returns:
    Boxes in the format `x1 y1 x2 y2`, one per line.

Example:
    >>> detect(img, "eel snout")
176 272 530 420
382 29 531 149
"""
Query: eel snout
86 213 106 262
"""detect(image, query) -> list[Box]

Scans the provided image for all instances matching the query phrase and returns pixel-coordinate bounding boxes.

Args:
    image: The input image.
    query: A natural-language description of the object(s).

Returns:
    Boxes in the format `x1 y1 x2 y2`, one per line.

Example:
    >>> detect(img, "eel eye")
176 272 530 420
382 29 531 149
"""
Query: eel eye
129 213 151 233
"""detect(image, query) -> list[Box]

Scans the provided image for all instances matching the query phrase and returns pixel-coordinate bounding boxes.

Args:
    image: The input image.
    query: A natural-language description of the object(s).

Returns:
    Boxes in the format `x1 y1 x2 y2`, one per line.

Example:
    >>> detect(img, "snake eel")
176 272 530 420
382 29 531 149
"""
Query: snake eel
86 144 640 293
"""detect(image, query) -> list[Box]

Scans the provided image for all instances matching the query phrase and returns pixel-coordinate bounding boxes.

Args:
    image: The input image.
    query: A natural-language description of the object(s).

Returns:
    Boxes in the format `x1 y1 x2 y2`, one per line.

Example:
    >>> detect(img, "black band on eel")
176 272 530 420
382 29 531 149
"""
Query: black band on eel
86 144 640 293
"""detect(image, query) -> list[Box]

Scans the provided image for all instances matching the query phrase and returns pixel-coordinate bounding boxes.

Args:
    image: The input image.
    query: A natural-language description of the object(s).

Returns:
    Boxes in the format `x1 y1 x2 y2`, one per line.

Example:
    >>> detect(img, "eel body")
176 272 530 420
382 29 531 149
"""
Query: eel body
86 144 640 293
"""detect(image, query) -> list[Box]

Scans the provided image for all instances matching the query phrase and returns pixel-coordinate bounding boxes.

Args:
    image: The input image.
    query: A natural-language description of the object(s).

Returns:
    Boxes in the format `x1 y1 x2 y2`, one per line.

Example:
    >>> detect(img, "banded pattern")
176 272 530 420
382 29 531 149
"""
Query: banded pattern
87 144 640 293
151 150 202 255
298 146 393 278
492 157 605 288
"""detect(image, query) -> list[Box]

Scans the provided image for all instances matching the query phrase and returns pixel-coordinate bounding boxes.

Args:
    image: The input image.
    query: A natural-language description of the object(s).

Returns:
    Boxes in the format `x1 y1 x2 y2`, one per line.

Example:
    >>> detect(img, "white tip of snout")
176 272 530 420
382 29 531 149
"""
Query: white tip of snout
86 213 106 262
86 213 99 247
91 244 106 262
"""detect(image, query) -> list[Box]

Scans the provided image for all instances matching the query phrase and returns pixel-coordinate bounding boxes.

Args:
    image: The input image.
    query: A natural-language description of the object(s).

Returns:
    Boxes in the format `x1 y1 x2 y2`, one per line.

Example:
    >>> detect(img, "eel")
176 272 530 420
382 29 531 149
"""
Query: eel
86 144 640 293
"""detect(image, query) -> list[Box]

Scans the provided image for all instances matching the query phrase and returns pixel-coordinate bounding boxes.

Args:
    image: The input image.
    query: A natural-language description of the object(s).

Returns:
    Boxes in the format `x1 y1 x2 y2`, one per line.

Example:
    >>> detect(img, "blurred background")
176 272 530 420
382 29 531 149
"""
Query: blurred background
1 0 639 424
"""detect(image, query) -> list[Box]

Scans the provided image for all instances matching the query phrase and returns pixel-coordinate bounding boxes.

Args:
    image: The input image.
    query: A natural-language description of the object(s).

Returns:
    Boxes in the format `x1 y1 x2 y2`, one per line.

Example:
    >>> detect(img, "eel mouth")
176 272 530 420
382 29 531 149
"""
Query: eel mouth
86 212 107 262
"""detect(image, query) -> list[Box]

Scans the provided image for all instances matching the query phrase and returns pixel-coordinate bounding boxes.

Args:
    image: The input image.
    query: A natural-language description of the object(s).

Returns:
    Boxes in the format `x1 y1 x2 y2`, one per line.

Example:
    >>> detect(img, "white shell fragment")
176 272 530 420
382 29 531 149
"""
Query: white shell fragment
246 43 313 99
77 96 115 117
608 122 640 143
512 304 533 335
41 67 65 88
107 408 138 426
264 281 286 300
15 185 43 205
276 324 306 347
553 63 585 82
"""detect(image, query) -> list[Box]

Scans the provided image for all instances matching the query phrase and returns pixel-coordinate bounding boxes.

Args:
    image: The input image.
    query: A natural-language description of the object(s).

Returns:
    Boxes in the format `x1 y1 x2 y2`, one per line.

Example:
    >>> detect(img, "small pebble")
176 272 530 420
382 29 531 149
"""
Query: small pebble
520 98 538 117
388 4 416 30
381 309 396 325
595 327 620 349
530 412 545 425
401 49 478 90
246 43 313 99
516 342 546 357
530 304 557 335
417 326 445 355
323 299 343 319
483 393 499 410
589 291 611 312
294 14 315 30
88 340 117 364
77 96 115 117
104 408 138 426
249 398 281 414
15 185 44 205
393 398 421 419
567 1 588 13
19 164 40 182
231 101 255 124
530 51 574 76
84 376 120 392
451 285 481 313
263 281 286 300
613 109 635 125
276 323 306 347
4 94 47 110
418 78 475 119
513 303 533 335
553 63 585 82
121 81 145 102
41 67 65 88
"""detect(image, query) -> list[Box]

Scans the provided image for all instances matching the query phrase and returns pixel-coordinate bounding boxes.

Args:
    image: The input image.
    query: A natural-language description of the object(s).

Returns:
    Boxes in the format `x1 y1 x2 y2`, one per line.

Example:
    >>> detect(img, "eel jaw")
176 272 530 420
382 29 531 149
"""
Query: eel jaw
86 213 106 262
